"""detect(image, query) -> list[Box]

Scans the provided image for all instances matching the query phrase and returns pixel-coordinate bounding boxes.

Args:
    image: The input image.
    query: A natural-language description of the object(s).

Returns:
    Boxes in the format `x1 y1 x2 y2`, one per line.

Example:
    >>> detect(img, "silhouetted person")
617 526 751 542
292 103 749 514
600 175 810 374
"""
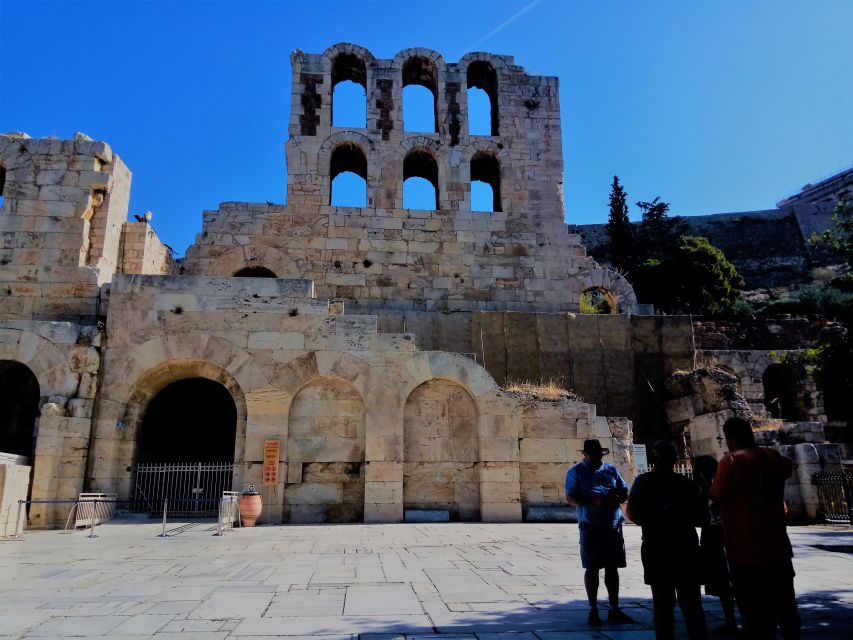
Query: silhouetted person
711 417 801 639
627 440 708 640
566 439 635 626
693 455 739 636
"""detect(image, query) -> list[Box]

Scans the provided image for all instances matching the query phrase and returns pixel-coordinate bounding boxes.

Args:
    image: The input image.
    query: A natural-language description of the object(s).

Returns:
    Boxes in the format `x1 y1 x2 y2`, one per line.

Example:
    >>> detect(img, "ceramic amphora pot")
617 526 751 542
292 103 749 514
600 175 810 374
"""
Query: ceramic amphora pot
239 492 262 527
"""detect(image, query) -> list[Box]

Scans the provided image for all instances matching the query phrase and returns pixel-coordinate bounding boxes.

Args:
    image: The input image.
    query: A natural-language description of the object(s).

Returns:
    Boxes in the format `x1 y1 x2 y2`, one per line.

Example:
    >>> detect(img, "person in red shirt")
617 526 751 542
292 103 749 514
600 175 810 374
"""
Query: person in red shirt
710 417 801 639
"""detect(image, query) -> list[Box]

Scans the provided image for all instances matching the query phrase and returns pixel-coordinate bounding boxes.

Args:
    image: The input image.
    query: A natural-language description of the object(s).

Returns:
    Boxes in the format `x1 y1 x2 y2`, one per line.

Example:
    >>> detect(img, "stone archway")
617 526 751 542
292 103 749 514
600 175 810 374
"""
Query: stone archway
403 378 480 521
762 363 806 421
285 377 366 523
0 360 40 460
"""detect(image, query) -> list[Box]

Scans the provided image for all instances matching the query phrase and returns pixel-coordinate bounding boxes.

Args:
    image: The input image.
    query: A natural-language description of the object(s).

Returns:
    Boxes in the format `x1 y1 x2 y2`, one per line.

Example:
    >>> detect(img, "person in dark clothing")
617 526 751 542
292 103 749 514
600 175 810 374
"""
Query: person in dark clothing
566 439 636 627
711 417 801 640
693 455 739 636
627 440 709 640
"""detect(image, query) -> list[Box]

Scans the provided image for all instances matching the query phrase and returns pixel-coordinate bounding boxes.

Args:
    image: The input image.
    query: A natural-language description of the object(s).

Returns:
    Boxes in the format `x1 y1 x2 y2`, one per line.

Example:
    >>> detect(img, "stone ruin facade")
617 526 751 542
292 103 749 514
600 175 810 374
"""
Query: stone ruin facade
0 43 847 531
0 44 640 529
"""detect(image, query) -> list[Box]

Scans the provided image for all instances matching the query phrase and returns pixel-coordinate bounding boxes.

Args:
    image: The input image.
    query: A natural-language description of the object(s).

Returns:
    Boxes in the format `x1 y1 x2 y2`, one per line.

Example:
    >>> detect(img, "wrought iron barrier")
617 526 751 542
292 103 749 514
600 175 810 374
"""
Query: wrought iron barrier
75 493 116 528
813 472 853 524
134 462 234 517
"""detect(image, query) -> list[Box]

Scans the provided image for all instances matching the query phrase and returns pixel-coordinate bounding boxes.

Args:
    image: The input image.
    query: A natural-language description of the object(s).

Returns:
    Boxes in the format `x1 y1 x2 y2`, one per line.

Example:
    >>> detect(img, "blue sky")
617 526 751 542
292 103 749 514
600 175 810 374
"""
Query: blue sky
2 0 851 256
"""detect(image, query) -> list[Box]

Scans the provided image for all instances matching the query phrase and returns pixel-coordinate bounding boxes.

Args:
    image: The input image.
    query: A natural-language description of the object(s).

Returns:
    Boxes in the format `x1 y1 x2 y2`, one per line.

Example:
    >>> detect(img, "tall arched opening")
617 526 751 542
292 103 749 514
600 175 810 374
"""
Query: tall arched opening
330 142 368 207
0 360 40 461
134 377 238 514
286 378 366 523
467 61 499 136
331 53 367 128
403 379 480 521
403 149 439 210
762 363 806 421
402 56 438 132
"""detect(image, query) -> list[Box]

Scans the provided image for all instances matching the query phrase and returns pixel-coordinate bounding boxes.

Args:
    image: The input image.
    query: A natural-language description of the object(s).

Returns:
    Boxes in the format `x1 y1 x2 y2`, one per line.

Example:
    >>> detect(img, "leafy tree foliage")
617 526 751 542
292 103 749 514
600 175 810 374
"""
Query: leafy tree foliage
601 180 743 315
813 198 853 269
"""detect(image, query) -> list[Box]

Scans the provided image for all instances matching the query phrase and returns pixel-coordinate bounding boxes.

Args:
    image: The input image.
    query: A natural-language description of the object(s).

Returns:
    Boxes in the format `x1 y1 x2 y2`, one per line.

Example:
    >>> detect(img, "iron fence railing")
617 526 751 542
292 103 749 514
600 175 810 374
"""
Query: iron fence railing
133 462 234 517
813 472 853 524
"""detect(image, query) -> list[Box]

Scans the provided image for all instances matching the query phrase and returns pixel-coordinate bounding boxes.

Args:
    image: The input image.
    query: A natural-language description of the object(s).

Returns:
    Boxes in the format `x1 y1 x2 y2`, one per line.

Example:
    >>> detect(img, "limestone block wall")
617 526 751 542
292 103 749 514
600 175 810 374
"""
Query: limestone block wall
0 321 103 527
0 463 30 537
182 44 637 314
84 274 636 525
518 400 634 519
0 133 130 320
119 221 174 275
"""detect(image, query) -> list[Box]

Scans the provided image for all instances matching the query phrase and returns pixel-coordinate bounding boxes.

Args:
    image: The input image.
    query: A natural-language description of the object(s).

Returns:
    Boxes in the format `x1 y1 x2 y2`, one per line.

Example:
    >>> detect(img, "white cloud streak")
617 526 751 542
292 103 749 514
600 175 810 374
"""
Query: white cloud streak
461 0 544 55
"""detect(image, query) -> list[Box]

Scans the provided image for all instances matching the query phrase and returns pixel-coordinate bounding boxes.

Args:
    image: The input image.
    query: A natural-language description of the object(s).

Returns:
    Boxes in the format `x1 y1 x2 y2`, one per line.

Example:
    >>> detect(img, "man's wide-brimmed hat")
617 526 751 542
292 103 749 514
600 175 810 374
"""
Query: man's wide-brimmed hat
580 439 610 457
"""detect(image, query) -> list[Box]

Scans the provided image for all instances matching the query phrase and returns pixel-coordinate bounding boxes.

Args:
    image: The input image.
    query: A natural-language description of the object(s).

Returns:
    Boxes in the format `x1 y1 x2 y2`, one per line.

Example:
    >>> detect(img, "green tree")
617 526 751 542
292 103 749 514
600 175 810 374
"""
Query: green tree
633 236 744 315
813 198 853 269
636 197 685 261
604 176 634 270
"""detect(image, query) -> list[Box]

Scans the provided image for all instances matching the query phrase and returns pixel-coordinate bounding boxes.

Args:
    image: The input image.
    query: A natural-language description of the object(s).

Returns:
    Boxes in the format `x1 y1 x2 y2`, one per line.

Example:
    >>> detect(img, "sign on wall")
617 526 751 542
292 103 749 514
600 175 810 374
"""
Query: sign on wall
633 443 648 475
263 440 280 486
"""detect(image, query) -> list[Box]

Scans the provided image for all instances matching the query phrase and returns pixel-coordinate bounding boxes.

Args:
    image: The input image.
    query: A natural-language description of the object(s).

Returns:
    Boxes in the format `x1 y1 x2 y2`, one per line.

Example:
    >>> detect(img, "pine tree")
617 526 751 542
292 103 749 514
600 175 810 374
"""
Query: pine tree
604 176 634 270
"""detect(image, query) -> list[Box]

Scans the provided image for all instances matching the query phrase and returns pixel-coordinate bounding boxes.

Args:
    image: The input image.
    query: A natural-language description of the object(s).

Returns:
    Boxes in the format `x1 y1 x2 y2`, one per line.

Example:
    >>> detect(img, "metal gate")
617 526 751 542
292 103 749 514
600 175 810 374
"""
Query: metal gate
134 462 234 517
814 472 853 524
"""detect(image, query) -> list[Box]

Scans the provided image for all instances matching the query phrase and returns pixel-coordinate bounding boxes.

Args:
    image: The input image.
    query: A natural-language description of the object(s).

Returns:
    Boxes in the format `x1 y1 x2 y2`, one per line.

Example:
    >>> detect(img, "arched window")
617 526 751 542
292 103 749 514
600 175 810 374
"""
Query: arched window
233 266 277 278
330 142 367 207
331 53 367 128
580 287 618 314
403 149 439 210
402 56 438 133
0 165 6 208
470 152 501 212
467 61 499 136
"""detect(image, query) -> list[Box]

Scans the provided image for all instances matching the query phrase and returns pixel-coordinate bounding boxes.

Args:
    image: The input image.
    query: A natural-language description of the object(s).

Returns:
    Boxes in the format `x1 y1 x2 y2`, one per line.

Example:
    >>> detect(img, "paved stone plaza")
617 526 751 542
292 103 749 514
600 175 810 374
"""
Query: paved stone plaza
1 522 852 639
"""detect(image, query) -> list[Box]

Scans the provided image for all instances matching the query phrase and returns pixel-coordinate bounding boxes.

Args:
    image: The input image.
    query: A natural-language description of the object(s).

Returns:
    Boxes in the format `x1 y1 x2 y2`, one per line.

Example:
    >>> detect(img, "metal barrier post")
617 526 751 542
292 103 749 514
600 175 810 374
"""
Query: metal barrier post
215 498 224 537
87 500 98 538
13 500 24 540
158 498 169 537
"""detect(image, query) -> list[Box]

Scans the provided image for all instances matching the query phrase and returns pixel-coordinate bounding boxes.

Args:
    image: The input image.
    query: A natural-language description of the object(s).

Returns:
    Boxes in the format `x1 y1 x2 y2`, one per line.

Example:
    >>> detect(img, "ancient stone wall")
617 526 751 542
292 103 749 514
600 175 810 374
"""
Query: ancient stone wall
119 221 174 275
183 44 636 314
693 316 842 350
80 274 636 526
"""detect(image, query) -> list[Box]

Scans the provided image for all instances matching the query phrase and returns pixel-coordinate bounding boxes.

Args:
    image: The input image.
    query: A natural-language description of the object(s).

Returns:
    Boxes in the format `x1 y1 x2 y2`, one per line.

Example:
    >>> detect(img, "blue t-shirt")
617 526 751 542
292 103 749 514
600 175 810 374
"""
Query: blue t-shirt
565 460 627 529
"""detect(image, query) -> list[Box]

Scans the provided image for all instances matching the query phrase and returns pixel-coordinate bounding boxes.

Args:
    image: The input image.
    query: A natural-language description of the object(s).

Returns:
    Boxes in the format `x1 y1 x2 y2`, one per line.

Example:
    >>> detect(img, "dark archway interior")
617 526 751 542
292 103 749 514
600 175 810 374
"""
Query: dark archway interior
138 378 237 463
331 53 367 87
471 152 501 212
0 360 40 458
233 266 276 278
762 364 806 421
467 61 499 135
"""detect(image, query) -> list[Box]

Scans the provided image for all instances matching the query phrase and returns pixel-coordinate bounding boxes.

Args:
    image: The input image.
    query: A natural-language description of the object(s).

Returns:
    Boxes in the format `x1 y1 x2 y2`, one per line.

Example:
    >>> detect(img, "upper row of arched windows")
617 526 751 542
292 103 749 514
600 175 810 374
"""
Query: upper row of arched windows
329 143 501 213
331 55 499 136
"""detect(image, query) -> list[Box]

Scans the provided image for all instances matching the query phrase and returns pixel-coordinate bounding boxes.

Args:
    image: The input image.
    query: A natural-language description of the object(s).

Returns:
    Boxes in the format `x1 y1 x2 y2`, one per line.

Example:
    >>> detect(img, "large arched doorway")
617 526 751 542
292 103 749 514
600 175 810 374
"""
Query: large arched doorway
762 364 806 421
403 379 480 521
0 360 40 461
134 378 238 515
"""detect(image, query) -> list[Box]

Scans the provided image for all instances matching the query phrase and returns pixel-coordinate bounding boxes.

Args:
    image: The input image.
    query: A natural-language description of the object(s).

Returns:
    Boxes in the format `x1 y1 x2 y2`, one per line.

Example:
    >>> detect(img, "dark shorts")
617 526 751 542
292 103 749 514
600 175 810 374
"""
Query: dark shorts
579 523 627 570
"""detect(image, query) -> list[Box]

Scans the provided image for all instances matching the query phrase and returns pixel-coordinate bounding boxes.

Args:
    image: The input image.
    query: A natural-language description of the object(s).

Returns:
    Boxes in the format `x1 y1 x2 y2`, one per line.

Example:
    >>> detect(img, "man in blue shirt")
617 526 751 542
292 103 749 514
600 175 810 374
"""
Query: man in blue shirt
566 439 635 626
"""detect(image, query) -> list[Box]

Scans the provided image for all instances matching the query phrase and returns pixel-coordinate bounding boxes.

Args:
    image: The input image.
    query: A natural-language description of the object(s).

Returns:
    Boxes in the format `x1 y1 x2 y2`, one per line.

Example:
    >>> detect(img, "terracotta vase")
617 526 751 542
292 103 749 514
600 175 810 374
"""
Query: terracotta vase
239 493 262 527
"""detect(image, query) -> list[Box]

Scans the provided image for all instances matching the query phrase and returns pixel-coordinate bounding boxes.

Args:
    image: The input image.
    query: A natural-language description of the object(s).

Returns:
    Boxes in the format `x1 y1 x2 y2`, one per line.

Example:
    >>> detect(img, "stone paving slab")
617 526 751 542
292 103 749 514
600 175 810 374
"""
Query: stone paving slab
1 523 851 639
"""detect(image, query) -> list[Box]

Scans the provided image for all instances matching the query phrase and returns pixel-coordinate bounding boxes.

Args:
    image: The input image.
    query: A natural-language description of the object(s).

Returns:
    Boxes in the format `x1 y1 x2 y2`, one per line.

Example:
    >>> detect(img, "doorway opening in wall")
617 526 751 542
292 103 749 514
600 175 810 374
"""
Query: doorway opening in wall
134 378 237 516
762 363 807 421
0 360 40 462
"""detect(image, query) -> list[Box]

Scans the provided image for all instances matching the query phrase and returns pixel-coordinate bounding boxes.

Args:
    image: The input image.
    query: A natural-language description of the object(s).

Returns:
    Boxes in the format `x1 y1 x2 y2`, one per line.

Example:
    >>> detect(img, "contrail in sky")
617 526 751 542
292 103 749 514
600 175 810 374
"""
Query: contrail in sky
461 0 543 55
